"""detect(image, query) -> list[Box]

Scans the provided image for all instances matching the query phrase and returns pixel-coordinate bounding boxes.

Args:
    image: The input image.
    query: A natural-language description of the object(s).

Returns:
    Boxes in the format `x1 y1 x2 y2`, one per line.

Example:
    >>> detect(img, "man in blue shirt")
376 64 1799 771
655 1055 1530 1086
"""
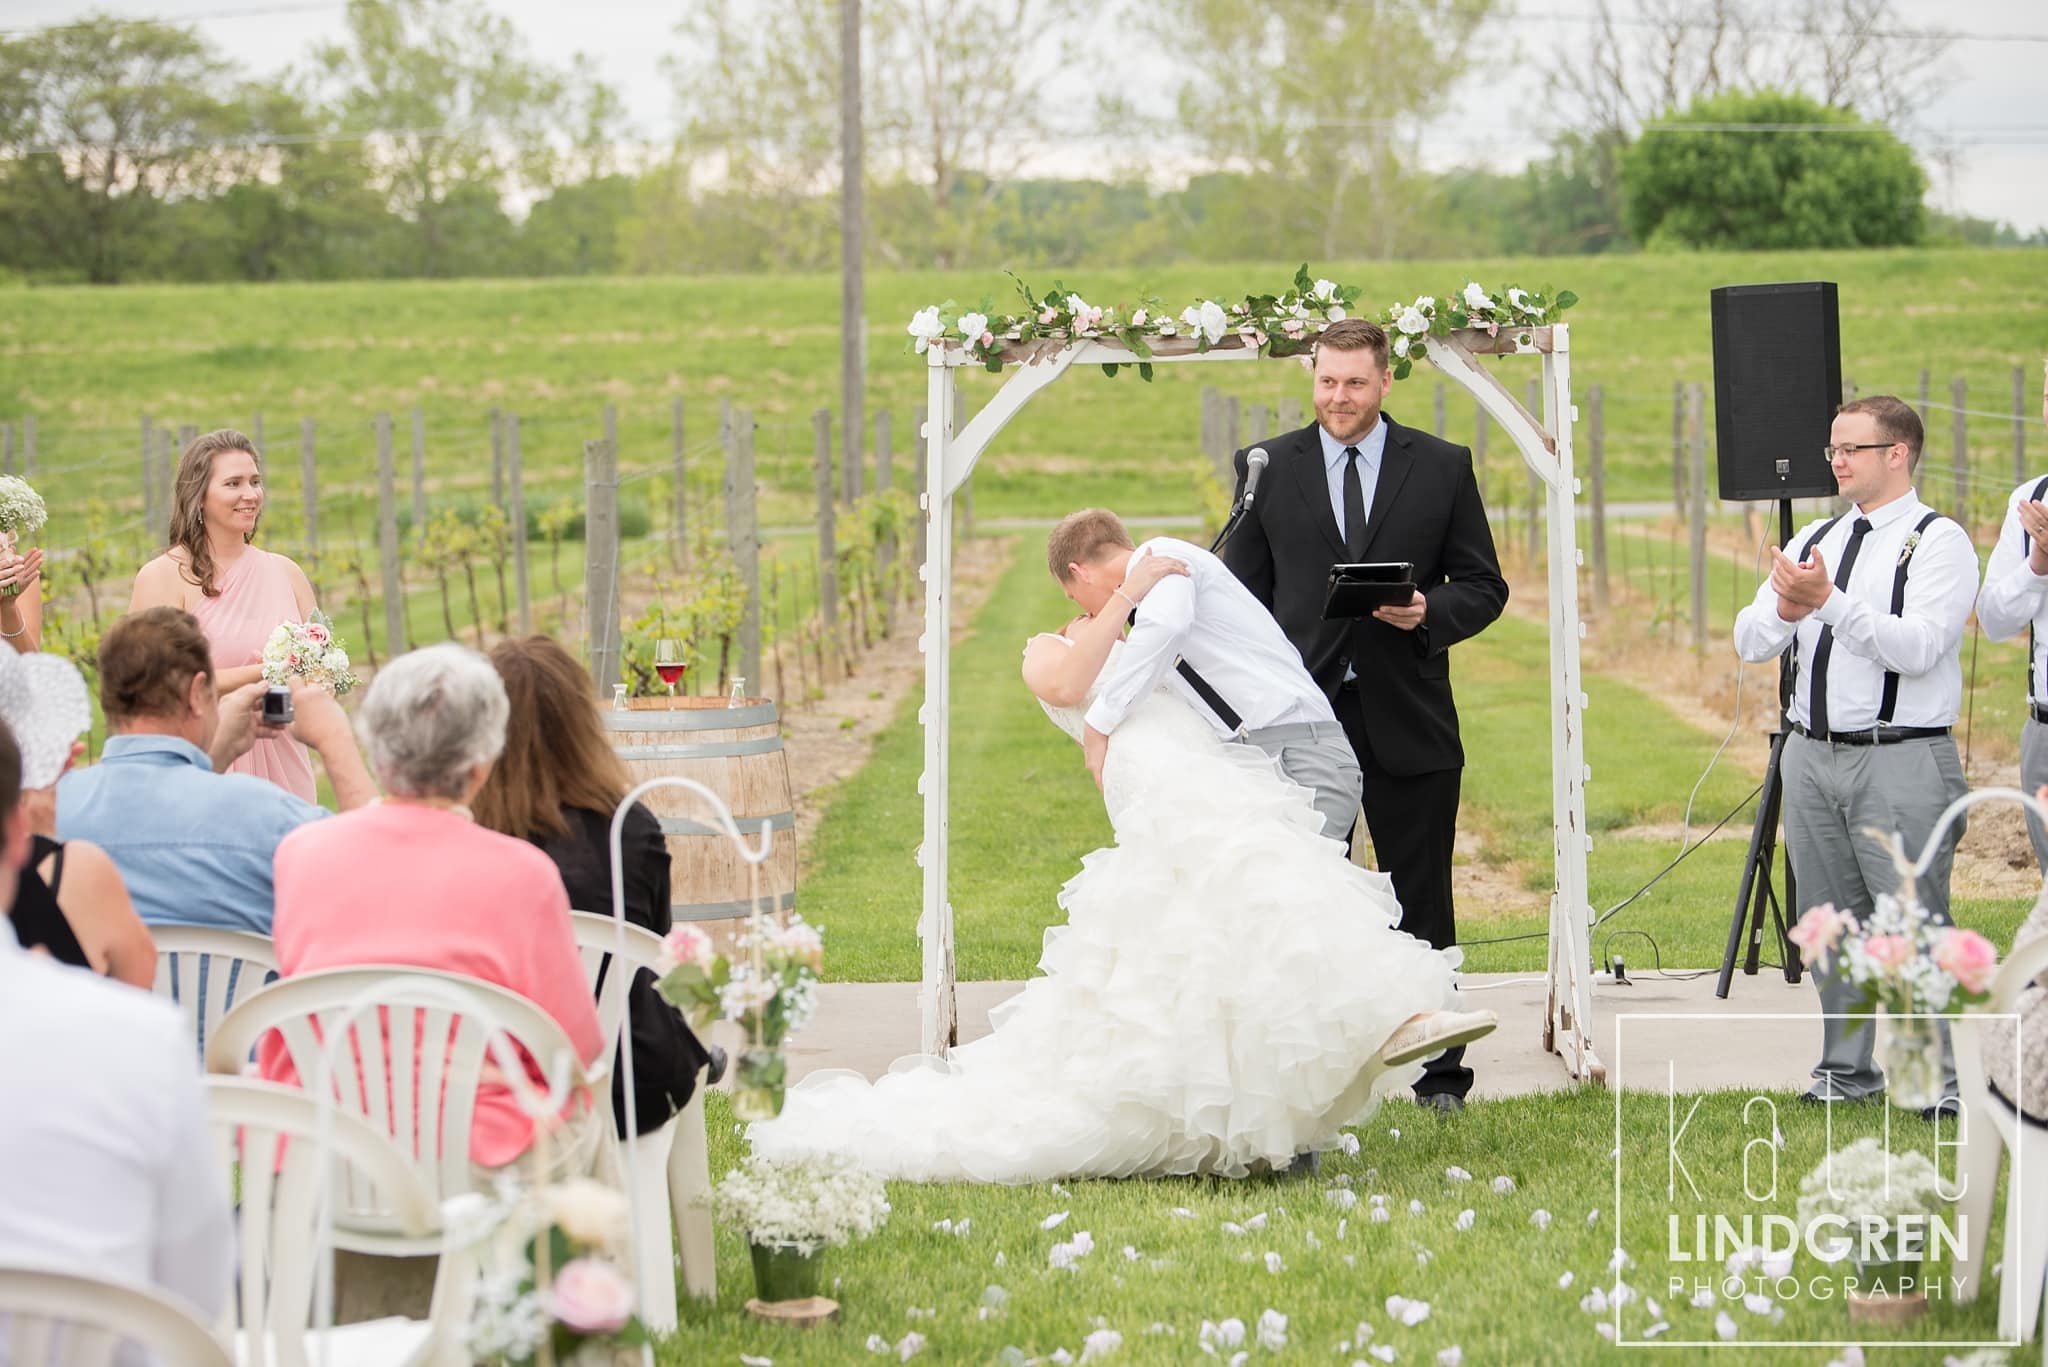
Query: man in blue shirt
58 607 375 934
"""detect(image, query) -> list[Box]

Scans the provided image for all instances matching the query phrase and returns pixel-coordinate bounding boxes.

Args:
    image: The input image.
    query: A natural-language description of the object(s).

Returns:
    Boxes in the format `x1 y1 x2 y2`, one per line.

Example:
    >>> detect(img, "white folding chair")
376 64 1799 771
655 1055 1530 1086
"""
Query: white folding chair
204 965 604 1257
151 926 279 1066
0 1264 232 1366
205 1076 474 1367
570 911 717 1329
1954 933 2048 1348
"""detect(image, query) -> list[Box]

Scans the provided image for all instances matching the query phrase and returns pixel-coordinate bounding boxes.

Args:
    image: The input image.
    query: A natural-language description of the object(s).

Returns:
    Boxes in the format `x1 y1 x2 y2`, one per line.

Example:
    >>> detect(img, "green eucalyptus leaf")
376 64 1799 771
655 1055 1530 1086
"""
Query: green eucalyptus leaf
1101 363 1120 377
1138 362 1155 382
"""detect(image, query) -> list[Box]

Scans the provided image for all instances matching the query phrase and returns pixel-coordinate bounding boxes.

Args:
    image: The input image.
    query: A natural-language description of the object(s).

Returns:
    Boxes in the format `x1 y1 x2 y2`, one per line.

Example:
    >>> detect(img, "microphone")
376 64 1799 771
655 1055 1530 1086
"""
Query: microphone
1241 447 1270 507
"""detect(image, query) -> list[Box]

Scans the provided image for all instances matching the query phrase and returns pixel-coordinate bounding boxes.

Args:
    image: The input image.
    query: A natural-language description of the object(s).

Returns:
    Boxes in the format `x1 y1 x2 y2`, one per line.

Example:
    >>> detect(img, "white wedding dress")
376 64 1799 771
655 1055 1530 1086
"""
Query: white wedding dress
746 638 1465 1182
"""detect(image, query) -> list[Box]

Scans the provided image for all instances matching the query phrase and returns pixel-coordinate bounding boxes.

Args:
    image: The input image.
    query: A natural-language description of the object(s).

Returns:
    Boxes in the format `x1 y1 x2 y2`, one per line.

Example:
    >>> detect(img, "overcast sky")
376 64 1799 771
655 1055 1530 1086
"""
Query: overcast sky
14 0 2048 234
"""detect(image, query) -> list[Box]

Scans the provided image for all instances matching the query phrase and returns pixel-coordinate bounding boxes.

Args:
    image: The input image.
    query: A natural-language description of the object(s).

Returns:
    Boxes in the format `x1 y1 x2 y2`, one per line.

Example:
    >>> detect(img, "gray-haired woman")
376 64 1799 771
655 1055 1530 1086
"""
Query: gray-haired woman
257 643 606 1174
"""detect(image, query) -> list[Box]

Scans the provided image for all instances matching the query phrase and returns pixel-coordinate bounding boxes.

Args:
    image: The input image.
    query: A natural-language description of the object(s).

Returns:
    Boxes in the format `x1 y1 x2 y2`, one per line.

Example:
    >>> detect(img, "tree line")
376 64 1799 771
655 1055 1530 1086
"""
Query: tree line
0 0 2038 286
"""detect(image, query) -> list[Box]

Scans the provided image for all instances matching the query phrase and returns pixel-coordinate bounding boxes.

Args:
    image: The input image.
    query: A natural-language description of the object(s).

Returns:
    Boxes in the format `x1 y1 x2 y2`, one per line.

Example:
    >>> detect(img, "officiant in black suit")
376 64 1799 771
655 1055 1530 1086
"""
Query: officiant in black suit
1223 317 1508 1112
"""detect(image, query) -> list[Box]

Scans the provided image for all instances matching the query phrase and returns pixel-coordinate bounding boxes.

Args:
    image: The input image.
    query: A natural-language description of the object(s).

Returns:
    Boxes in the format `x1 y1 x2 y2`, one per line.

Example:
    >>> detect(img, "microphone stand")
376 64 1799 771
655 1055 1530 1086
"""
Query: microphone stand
1210 498 1249 555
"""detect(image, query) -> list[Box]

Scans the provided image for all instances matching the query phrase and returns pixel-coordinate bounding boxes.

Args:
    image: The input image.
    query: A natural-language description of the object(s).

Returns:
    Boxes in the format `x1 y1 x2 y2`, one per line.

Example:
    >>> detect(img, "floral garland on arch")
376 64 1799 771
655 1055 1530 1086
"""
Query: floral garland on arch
904 266 1575 382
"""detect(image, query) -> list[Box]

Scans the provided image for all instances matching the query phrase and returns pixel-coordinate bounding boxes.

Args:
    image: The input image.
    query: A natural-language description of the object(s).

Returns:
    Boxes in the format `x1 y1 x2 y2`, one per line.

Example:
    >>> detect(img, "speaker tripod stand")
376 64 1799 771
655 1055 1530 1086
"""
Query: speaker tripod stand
1717 497 1806 997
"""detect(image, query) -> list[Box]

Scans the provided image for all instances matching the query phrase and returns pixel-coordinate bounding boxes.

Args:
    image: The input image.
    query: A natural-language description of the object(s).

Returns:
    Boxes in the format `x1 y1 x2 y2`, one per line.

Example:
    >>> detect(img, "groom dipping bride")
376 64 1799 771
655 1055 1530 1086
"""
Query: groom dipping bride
745 510 1494 1184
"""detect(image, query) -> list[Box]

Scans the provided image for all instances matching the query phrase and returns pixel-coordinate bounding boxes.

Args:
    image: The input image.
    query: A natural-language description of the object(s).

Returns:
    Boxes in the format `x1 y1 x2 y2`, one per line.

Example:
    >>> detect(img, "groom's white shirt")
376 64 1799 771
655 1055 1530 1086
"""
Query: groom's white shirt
1084 536 1335 739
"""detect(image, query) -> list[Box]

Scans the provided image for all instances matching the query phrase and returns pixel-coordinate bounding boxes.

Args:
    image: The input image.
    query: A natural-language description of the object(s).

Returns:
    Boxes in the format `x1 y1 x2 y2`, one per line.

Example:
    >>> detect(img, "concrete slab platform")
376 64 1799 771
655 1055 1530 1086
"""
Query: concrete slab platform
723 969 1831 1098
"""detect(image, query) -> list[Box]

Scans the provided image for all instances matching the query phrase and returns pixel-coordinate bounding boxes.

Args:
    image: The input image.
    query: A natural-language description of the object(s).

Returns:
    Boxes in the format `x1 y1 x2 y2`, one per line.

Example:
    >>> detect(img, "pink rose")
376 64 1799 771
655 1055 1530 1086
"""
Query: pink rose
662 924 713 970
545 1256 633 1335
1039 307 1057 325
303 622 331 646
979 329 995 348
1935 928 1998 995
1788 904 1850 966
287 653 302 669
1863 933 1915 972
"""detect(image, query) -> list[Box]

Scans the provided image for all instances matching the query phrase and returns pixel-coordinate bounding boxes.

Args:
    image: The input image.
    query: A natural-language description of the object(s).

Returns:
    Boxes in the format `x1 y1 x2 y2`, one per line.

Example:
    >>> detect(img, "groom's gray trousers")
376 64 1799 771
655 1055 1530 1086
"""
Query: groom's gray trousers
1234 721 1364 845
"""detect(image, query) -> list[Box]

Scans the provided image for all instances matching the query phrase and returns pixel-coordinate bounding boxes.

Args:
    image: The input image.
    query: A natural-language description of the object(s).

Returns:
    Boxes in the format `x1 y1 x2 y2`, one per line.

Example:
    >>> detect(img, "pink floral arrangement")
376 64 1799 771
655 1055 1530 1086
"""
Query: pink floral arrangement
259 609 360 696
1790 895 1998 1013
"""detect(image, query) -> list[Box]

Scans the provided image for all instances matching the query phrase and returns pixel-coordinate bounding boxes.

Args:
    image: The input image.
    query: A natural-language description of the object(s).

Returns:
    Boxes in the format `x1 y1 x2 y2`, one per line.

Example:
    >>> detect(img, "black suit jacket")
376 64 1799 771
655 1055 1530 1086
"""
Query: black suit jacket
1222 417 1507 777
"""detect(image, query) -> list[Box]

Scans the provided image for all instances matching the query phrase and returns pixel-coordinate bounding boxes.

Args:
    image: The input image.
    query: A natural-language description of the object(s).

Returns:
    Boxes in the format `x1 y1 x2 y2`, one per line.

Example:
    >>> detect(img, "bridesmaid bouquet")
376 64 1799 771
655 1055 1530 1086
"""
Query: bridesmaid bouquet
655 916 824 1120
0 476 48 598
260 610 361 696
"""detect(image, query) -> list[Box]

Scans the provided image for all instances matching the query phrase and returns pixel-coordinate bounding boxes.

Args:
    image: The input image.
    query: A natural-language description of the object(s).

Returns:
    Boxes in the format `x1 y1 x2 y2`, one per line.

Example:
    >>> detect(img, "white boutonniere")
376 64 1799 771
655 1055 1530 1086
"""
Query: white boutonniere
1897 530 1923 567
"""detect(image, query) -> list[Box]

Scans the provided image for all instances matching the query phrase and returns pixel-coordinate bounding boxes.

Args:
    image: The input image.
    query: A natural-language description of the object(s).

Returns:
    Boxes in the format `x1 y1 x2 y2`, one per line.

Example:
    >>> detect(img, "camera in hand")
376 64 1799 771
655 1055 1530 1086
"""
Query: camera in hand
261 685 294 726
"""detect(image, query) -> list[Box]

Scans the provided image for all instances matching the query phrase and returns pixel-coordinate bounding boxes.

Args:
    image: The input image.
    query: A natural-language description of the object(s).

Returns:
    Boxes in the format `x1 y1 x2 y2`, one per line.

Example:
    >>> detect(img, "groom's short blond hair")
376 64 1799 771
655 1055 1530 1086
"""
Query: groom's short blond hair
1047 509 1134 582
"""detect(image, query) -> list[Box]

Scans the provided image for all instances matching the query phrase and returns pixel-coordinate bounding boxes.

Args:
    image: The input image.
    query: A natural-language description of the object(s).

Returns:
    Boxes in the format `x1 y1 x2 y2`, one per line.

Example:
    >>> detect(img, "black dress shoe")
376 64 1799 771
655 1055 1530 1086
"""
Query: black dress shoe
704 1044 729 1087
1417 1093 1464 1115
1920 1096 1961 1122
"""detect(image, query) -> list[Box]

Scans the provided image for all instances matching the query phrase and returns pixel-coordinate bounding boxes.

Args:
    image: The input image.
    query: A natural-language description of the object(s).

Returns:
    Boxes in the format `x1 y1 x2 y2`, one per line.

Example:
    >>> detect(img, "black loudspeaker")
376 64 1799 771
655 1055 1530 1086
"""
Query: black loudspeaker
1709 282 1843 501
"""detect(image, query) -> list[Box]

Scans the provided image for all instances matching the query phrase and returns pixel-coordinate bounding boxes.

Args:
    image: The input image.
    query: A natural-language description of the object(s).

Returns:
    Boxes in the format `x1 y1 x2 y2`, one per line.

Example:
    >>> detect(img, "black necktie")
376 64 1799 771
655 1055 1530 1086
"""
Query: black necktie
1806 516 1872 738
1343 445 1367 560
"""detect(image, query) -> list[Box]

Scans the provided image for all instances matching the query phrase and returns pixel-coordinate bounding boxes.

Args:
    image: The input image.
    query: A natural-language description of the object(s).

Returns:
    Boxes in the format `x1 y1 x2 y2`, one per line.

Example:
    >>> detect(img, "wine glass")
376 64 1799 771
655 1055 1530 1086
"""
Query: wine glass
655 638 686 699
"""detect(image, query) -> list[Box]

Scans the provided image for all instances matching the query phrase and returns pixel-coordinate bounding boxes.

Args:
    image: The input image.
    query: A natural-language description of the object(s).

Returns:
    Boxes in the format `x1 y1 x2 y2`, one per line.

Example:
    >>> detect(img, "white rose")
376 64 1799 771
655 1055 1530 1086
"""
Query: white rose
1416 296 1435 311
957 312 988 346
1325 305 1346 322
1393 334 1410 358
329 649 349 673
1130 307 1147 327
1065 293 1090 318
1463 281 1492 312
1396 307 1428 335
1313 278 1337 301
907 306 944 353
1507 286 1543 317
544 1178 631 1247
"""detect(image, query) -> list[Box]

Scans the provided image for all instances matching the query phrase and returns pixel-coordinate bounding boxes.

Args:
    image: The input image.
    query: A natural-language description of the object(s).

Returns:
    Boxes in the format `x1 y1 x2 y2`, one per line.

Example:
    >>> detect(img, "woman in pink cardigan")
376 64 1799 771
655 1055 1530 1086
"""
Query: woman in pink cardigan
260 642 605 1171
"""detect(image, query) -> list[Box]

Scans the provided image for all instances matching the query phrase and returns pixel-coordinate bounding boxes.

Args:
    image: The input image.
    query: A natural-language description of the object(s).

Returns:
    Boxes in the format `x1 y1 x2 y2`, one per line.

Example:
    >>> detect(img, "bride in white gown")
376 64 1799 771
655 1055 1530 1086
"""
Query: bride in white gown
748 554 1492 1183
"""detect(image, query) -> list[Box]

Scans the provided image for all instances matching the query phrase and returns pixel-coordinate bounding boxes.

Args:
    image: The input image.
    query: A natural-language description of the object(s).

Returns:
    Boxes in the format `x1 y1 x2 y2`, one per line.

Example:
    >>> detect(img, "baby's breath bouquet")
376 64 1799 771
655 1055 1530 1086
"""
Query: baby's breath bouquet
1795 1138 1946 1299
656 916 822 1120
260 609 360 696
716 1153 889 1304
0 476 48 598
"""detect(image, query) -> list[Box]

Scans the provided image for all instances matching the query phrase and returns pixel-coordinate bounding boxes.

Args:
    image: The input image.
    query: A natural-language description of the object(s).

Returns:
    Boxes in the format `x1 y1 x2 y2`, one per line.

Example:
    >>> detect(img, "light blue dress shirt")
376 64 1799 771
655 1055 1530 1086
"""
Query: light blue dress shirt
56 734 328 935
1319 416 1388 543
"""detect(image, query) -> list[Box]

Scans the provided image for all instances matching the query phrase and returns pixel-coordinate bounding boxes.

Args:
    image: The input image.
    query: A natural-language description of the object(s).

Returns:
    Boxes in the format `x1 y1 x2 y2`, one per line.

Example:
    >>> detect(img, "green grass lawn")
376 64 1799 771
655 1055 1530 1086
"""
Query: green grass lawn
7 249 2046 541
655 1087 2003 1364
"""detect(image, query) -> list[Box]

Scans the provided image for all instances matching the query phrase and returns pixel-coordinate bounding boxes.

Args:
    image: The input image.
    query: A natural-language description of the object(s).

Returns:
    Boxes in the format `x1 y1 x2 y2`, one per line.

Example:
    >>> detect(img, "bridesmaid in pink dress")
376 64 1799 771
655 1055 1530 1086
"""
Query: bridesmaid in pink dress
129 429 320 801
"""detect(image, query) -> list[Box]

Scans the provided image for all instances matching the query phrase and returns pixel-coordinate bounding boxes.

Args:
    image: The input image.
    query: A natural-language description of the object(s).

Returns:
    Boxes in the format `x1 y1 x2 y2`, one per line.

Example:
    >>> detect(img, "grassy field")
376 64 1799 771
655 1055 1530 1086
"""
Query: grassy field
656 1087 2001 1364
801 530 2042 983
5 248 2046 542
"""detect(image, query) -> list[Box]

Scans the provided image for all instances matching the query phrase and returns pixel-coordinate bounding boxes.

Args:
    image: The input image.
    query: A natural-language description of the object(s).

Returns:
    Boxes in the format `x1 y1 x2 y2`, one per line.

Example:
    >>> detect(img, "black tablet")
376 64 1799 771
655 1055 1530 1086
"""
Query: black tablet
1322 561 1418 619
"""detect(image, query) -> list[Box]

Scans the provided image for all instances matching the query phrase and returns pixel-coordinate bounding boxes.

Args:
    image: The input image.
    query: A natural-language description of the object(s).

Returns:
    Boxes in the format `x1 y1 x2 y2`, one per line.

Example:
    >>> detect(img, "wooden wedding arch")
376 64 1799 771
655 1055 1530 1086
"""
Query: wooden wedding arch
911 325 1605 1085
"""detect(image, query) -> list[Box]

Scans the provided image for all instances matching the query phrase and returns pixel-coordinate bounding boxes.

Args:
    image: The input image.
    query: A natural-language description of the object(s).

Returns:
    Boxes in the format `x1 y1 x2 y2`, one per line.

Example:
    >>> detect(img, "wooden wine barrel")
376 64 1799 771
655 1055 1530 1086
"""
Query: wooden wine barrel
603 697 796 945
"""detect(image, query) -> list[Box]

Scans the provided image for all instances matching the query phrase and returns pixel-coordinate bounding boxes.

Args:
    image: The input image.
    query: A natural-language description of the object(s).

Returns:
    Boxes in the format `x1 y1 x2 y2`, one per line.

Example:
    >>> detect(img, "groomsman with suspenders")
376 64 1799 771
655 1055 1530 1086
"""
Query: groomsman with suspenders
1973 362 2048 868
1733 395 1981 1114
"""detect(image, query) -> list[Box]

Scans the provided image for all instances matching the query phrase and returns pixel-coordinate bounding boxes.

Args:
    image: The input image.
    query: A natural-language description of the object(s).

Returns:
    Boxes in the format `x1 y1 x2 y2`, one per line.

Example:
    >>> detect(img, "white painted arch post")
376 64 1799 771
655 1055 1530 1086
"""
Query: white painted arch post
914 327 1603 1085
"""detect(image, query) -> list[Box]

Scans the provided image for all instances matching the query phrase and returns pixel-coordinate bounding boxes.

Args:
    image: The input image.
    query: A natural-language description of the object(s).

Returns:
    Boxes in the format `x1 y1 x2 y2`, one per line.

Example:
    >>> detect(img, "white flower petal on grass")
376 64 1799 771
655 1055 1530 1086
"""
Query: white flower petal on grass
1265 1251 1284 1274
1586 1208 1600 1226
742 1357 774 1367
1370 1207 1391 1224
866 1334 890 1353
1051 1350 1075 1366
1714 1311 1738 1341
1257 1309 1288 1350
1221 1221 1246 1237
1610 1281 1635 1307
1594 1323 1616 1343
1558 1271 1575 1290
1079 1329 1122 1362
932 1219 953 1234
980 1286 1010 1311
1171 1207 1197 1220
1579 1288 1608 1314
1369 1345 1397 1363
1386 1295 1430 1327
1369 1194 1388 1208
1444 1166 1472 1183
1761 1251 1793 1279
1340 1133 1362 1154
1337 1219 1348 1241
1454 1209 1475 1231
905 1306 935 1320
1643 1321 1671 1339
1042 1211 1070 1230
1531 1210 1552 1230
1435 1350 1463 1367
1327 1189 1359 1211
1305 1230 1321 1250
1245 1213 1269 1231
1491 1175 1516 1194
1646 1297 1662 1320
1408 1200 1425 1217
1122 1246 1141 1262
1387 1129 1401 1143
1689 1289 1714 1310
994 1251 1006 1268
1415 1249 1434 1268
1048 1231 1095 1270
1200 1318 1246 1351
1742 1293 1772 1316
1354 1320 1375 1344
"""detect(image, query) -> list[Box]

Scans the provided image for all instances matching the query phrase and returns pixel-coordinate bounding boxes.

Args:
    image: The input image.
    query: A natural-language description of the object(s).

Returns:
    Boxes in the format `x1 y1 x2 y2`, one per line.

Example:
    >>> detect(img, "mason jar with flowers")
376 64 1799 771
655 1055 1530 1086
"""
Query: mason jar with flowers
1796 1137 1948 1323
452 1174 648 1365
714 1153 889 1307
655 915 823 1121
1788 834 1998 1111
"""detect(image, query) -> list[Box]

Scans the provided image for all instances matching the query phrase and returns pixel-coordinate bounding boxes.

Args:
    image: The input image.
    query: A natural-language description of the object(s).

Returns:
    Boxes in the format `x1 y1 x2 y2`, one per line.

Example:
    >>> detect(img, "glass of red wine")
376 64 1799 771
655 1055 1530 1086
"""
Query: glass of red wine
655 638 686 698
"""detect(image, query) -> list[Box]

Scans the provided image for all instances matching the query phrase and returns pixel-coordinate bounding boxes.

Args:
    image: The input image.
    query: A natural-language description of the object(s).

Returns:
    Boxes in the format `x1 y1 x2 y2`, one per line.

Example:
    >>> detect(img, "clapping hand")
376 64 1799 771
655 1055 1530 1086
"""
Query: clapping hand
1769 545 1833 621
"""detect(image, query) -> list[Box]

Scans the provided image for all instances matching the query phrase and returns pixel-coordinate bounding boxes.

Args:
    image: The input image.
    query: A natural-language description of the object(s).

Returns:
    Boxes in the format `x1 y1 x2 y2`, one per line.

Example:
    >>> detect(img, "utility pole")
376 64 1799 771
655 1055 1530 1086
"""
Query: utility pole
839 0 865 507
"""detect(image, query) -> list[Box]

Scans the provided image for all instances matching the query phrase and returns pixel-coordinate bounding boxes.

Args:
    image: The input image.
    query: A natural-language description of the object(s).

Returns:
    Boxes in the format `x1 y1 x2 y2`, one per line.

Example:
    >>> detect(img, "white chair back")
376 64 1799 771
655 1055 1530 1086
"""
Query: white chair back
203 1077 441 1367
151 925 279 1066
0 1264 232 1366
568 911 670 1049
204 965 599 1240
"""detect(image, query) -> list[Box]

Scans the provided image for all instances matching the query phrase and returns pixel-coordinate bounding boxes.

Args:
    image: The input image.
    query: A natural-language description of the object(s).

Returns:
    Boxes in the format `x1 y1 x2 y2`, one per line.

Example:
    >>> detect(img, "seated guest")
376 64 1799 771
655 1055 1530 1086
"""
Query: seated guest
475 635 723 1139
1 648 154 986
57 606 374 934
0 716 234 1322
260 643 606 1173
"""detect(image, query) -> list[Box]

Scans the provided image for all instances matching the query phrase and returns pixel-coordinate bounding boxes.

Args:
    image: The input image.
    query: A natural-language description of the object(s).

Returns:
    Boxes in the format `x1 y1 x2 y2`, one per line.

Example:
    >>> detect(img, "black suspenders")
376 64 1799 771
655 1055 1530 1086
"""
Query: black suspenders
1126 605 1244 733
1791 511 1946 726
2024 476 2048 703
